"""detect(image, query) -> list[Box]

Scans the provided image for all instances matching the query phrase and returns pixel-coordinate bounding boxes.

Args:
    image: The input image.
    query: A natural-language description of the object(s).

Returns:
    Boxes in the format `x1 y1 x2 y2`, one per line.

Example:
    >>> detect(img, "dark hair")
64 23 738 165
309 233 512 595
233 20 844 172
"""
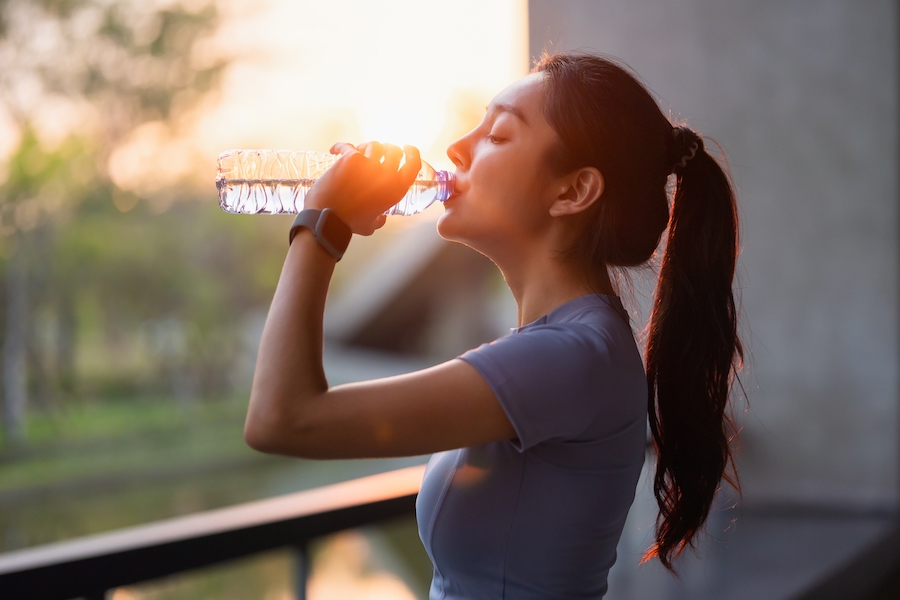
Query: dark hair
533 52 743 571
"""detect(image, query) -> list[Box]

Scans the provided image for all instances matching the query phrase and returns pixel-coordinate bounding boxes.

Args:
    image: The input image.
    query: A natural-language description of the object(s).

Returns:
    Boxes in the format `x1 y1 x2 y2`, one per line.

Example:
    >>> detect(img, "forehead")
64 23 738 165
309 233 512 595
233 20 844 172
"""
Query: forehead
488 72 547 123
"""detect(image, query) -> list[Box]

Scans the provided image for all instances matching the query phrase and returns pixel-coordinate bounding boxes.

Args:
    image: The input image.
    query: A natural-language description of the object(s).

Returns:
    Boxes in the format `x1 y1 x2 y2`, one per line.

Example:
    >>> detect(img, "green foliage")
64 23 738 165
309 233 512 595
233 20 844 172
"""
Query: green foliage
93 1 226 119
0 128 98 241
0 147 287 406
53 199 291 398
0 0 227 126
0 0 264 442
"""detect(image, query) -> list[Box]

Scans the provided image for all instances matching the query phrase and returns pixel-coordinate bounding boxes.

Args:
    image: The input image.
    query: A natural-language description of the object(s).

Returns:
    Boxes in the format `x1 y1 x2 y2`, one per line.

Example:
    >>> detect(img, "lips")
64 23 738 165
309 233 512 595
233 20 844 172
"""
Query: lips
447 178 466 201
444 185 463 204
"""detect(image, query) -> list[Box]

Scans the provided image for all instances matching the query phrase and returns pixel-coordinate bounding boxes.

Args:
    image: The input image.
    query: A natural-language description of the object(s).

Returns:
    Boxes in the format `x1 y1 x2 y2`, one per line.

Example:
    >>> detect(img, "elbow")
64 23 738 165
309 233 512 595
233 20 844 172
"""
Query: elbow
246 376 329 456
244 414 280 454
244 393 293 455
244 393 323 457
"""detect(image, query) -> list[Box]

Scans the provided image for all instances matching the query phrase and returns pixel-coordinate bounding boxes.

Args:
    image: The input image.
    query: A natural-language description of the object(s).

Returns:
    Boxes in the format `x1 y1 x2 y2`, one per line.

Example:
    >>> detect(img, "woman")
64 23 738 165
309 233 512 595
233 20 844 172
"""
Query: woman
245 51 742 598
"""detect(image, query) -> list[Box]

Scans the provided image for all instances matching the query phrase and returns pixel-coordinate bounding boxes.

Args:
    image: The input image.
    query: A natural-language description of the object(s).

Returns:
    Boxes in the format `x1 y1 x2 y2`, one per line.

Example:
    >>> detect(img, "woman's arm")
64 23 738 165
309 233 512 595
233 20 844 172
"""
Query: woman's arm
244 143 516 459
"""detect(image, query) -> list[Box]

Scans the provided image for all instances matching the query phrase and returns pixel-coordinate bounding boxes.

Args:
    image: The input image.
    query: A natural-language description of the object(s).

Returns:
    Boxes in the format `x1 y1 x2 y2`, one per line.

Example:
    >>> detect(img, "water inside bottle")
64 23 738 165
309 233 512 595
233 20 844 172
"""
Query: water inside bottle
218 177 448 215
217 178 316 214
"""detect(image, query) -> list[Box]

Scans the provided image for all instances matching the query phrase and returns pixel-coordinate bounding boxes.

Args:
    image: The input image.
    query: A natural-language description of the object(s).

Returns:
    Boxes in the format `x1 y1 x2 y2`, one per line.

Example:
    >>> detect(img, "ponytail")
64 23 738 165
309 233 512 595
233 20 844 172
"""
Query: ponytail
533 52 743 572
643 129 743 570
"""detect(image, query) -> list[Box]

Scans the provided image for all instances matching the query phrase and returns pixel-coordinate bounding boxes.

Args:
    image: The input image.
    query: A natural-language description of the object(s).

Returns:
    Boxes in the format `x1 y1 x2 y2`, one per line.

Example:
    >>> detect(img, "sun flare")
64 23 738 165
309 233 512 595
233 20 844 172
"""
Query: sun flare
191 0 529 173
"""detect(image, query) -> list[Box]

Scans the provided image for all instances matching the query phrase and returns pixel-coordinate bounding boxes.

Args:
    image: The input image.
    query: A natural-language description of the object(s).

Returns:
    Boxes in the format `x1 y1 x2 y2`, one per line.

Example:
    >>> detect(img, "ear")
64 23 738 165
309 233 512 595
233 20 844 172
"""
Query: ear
547 167 604 217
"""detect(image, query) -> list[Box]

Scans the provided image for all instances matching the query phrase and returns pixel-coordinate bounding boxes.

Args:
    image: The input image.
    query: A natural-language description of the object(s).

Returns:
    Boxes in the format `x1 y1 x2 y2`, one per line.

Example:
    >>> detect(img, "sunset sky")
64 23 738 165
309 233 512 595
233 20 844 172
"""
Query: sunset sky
192 0 529 172
0 0 529 198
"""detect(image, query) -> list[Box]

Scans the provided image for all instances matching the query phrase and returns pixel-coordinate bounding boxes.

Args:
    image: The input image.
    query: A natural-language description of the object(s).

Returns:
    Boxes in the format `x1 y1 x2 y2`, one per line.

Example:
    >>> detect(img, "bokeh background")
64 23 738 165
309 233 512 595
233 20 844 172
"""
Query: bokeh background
0 1 896 599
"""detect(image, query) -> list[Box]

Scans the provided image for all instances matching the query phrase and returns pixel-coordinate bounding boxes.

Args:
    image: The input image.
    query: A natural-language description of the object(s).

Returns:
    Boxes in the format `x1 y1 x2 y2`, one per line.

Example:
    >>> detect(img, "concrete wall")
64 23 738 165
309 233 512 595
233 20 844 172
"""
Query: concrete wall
528 0 899 509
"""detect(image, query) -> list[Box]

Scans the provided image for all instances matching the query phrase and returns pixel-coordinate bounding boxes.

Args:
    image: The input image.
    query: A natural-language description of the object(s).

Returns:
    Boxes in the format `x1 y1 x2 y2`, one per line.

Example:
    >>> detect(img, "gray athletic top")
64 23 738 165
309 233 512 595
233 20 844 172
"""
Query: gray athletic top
416 294 647 599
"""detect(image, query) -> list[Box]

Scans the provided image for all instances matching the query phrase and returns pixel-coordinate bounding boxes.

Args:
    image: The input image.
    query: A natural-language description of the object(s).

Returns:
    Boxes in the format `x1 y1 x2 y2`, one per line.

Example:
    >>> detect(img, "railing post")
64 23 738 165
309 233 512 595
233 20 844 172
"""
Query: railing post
293 542 310 600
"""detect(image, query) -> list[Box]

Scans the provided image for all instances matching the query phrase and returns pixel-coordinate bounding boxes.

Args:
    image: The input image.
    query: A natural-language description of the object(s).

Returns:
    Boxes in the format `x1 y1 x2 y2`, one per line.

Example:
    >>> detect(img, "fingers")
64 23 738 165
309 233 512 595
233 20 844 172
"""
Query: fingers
358 141 383 160
354 214 387 237
330 142 358 156
399 145 422 184
317 141 424 231
381 144 403 171
330 140 421 183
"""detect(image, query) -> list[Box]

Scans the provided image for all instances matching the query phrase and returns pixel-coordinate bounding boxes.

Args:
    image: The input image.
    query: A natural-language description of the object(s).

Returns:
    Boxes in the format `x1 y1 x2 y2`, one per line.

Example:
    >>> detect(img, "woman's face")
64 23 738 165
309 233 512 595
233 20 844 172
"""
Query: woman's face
437 72 563 258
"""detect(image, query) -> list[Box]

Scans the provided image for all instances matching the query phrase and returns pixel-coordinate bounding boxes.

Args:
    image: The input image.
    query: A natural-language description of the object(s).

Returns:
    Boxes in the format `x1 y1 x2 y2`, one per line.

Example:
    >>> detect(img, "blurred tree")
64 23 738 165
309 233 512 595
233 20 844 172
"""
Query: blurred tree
0 0 228 445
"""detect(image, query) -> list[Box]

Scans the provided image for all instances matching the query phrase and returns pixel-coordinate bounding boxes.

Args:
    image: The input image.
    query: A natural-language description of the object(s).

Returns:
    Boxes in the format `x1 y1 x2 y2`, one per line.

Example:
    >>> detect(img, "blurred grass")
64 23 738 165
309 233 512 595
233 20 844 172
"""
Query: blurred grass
0 396 435 599
0 394 297 553
0 395 261 496
0 395 429 552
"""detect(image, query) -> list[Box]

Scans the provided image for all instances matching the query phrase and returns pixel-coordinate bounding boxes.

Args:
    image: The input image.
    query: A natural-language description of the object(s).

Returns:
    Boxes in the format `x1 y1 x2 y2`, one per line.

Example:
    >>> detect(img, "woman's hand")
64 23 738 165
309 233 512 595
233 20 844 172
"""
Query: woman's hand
303 141 422 235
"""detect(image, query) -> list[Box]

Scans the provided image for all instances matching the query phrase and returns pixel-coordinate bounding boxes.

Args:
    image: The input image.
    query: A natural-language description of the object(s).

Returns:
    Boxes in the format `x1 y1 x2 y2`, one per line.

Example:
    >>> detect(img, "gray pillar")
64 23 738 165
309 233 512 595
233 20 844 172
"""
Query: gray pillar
528 0 900 512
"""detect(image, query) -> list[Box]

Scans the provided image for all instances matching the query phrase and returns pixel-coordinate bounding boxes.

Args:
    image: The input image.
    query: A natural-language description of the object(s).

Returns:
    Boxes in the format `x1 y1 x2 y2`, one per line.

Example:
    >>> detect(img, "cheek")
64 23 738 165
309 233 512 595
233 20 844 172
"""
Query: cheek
436 195 535 252
436 153 551 245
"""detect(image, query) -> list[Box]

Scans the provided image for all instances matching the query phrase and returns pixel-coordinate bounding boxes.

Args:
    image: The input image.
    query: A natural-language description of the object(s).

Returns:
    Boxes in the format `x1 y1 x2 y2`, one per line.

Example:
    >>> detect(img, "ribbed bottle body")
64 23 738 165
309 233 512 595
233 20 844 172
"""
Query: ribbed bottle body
216 150 454 216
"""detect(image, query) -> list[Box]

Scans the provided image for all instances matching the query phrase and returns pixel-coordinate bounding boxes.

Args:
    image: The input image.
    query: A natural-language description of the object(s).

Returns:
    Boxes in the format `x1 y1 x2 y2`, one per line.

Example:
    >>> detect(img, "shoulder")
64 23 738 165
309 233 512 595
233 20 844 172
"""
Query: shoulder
457 296 645 450
463 295 637 375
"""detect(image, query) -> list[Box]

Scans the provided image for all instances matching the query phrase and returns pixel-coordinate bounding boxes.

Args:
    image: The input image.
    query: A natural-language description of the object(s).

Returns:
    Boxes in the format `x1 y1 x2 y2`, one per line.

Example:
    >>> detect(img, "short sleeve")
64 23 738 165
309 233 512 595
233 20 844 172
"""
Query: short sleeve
459 324 617 451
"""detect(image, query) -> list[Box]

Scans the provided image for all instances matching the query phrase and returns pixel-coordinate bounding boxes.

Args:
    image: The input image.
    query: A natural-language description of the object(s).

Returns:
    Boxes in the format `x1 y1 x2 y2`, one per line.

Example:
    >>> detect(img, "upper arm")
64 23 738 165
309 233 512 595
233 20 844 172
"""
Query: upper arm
245 358 516 459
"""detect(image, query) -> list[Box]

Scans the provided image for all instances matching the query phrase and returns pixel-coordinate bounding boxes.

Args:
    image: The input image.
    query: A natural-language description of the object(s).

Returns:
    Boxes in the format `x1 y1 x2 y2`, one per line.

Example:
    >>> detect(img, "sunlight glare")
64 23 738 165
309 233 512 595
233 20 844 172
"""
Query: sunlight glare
360 102 440 151
191 0 529 173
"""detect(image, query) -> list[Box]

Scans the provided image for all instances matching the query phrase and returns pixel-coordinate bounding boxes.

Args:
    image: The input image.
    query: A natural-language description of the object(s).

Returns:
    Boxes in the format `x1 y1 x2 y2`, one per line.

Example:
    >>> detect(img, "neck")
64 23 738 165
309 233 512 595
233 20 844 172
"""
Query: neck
495 246 614 327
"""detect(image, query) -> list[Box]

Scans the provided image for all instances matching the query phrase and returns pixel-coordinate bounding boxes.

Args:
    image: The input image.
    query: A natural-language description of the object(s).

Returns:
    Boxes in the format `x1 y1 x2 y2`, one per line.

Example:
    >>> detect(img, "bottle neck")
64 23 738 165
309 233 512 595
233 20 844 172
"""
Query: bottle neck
434 170 456 203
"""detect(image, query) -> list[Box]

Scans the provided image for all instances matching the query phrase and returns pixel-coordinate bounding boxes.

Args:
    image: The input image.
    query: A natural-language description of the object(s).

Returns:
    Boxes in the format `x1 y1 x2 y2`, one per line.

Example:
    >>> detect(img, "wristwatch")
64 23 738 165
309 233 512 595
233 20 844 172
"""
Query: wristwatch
288 208 352 260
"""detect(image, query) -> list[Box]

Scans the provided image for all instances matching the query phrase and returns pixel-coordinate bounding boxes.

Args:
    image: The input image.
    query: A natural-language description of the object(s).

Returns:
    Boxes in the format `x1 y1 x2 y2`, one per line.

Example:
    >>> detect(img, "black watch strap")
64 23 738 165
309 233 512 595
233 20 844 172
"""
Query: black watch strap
288 208 352 260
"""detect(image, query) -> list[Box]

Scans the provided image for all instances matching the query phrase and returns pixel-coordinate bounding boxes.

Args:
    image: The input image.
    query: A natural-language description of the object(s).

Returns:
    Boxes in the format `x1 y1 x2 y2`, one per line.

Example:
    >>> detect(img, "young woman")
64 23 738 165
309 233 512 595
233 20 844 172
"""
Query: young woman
245 52 742 598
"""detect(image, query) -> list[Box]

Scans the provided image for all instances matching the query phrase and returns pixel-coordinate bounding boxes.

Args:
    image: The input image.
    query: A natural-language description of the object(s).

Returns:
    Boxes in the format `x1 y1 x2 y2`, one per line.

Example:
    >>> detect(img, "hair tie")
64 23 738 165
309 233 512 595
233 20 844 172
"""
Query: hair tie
677 141 698 169
670 126 702 174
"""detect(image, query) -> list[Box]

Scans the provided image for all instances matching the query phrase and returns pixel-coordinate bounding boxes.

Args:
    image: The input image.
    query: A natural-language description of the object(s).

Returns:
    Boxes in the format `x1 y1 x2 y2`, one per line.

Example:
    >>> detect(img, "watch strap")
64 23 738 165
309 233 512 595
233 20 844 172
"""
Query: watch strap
288 208 352 260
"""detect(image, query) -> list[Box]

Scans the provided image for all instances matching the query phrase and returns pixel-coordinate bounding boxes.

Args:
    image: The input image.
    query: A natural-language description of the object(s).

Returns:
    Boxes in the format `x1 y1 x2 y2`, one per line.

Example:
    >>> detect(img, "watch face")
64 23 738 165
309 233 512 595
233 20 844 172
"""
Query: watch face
316 209 352 257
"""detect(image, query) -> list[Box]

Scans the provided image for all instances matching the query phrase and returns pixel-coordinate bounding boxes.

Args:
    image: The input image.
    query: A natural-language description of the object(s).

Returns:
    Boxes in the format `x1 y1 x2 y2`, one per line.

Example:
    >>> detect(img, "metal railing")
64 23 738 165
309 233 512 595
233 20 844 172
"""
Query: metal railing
0 464 426 600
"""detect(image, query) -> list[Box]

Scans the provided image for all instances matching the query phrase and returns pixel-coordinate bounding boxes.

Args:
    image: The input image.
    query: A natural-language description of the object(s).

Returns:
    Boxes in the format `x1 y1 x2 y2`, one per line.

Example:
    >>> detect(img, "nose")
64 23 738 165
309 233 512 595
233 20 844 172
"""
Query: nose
446 130 472 170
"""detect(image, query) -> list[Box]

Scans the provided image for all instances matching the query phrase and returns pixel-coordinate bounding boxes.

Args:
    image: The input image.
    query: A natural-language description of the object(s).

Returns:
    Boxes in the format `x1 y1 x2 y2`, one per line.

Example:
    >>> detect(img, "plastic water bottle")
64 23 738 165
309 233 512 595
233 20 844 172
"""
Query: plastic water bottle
216 149 455 216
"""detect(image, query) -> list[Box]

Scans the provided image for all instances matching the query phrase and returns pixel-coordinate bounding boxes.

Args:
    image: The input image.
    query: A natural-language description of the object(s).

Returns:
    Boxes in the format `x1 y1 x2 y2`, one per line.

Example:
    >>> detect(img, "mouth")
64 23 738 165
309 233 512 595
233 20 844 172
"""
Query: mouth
446 178 464 200
443 186 462 204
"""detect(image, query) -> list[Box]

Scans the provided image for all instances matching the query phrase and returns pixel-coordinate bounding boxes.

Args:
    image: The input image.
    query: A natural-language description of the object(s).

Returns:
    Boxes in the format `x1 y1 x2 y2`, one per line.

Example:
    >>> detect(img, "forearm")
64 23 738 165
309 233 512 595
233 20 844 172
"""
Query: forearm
243 223 516 460
245 229 337 449
243 141 439 456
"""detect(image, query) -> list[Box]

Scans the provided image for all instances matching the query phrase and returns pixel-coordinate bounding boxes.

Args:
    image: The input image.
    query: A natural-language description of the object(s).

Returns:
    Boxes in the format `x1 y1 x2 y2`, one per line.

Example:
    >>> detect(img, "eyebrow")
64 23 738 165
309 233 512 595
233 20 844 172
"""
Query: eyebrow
487 102 529 126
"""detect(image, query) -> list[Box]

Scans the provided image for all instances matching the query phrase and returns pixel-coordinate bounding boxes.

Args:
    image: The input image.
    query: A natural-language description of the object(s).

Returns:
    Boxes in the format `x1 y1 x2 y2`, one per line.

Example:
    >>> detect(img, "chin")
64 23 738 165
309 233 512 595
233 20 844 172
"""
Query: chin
436 206 463 242
437 209 493 260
